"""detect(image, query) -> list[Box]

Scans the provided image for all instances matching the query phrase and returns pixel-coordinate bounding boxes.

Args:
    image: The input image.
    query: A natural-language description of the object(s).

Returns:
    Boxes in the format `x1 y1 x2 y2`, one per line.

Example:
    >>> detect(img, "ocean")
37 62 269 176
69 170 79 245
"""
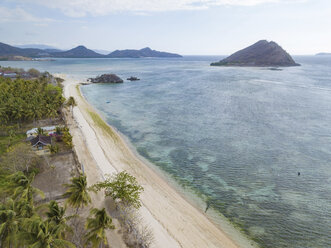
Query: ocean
2 55 331 248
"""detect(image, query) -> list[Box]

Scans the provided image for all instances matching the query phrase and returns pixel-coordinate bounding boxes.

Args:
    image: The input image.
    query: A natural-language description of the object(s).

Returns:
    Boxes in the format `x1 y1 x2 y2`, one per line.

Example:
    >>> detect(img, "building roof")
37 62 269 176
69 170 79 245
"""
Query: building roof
26 125 63 135
30 135 52 146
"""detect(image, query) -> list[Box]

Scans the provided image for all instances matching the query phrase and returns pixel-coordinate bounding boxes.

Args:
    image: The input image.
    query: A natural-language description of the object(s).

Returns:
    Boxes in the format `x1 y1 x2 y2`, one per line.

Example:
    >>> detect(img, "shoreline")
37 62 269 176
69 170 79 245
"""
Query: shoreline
62 74 256 248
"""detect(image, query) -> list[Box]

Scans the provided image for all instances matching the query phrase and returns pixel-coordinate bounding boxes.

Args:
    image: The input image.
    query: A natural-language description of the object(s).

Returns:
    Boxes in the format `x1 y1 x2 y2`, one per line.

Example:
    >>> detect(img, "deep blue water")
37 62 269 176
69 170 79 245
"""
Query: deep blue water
2 56 331 248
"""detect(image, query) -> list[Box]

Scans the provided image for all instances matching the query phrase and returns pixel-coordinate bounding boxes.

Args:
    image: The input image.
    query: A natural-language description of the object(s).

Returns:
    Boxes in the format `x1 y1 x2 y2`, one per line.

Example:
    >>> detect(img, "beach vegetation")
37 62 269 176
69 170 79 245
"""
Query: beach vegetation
62 128 73 148
66 96 76 108
0 77 65 125
46 200 74 239
48 144 60 154
21 215 75 248
63 174 91 213
85 207 115 248
27 68 41 78
90 171 144 209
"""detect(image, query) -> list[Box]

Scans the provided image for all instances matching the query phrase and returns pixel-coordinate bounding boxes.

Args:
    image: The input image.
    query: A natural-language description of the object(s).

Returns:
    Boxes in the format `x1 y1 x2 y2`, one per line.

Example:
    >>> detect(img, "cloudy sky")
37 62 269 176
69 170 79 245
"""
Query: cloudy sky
0 0 330 55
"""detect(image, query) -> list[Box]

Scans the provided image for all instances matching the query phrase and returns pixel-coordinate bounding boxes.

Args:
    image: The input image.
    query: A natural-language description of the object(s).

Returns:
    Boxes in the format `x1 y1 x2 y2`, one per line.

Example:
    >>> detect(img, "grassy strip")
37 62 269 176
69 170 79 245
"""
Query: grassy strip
76 84 119 142
87 111 119 142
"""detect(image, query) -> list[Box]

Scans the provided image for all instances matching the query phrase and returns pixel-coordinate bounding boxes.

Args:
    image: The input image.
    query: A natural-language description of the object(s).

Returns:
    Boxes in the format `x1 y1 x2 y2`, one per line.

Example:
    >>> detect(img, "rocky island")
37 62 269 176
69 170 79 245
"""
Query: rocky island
211 40 300 67
88 74 123 83
127 76 140 81
108 47 182 58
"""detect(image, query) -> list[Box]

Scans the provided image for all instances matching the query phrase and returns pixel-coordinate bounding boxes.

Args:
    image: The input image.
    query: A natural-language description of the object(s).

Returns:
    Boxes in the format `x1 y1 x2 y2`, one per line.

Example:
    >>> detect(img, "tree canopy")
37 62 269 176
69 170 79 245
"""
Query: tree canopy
0 77 65 125
90 171 144 209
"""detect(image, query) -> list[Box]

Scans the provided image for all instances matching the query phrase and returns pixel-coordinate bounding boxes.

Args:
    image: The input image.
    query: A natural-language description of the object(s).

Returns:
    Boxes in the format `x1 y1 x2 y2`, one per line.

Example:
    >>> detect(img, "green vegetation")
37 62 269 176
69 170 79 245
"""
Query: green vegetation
62 128 73 148
66 96 76 108
85 208 115 248
0 171 75 248
0 77 65 125
90 171 144 209
48 144 59 154
63 174 91 213
88 110 119 142
0 133 25 155
27 68 41 78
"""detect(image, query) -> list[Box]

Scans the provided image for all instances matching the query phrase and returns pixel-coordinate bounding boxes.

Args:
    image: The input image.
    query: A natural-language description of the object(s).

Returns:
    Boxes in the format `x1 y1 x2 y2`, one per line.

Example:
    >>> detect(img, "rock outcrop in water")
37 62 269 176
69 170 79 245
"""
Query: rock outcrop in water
89 74 123 84
127 76 140 81
211 40 300 67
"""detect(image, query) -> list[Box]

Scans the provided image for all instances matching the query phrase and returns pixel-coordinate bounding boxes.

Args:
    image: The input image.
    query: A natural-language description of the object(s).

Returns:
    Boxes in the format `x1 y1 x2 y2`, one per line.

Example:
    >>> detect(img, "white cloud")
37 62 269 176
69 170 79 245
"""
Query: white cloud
11 0 303 17
0 6 55 23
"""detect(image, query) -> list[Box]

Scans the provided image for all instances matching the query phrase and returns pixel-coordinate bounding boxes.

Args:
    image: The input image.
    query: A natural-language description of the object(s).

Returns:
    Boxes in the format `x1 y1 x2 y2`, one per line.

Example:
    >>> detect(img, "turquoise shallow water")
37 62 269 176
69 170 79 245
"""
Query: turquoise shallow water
2 56 331 247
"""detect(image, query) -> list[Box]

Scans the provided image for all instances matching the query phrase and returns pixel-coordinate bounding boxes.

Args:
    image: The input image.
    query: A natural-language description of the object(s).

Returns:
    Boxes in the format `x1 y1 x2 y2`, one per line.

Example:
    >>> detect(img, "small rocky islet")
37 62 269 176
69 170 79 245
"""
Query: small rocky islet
88 74 124 84
127 76 140 81
211 40 300 67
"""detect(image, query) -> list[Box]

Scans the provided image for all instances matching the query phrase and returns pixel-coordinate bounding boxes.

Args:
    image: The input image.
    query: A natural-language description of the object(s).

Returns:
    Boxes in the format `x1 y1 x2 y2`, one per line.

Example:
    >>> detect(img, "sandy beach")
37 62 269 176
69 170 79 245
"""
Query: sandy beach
62 75 255 248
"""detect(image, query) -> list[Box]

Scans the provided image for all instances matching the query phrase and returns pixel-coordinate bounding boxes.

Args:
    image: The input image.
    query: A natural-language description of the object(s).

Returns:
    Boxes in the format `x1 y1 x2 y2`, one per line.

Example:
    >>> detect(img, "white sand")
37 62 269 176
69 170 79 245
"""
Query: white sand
62 75 255 248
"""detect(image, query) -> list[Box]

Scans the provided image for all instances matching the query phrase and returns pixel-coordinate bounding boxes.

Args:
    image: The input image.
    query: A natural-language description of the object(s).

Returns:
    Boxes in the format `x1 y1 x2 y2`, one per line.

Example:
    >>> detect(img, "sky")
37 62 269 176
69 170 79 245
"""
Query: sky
0 0 330 55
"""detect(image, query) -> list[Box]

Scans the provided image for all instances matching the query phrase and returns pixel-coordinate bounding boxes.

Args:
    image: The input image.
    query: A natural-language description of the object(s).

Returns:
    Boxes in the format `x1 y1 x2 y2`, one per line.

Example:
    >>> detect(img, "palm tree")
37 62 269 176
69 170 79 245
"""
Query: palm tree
63 174 91 213
66 96 76 118
0 199 20 248
10 172 44 204
22 215 75 248
48 144 59 154
85 208 115 248
46 200 73 239
37 127 44 135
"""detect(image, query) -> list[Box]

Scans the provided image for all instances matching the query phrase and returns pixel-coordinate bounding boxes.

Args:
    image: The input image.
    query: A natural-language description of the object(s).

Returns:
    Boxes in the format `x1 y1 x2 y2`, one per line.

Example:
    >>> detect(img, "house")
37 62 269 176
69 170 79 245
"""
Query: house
30 135 52 150
26 125 63 137
3 71 17 78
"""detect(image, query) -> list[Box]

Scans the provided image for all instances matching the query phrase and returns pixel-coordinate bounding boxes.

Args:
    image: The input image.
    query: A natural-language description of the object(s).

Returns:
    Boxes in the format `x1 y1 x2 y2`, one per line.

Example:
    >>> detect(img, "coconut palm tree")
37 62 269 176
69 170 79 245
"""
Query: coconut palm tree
0 199 20 248
63 174 91 213
10 172 44 204
66 96 76 118
37 127 44 135
46 200 73 239
22 215 75 248
85 208 115 248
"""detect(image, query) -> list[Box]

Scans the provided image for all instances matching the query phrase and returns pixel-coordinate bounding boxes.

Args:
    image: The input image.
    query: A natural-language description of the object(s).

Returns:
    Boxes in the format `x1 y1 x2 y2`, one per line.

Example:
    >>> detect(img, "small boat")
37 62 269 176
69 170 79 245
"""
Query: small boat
106 101 110 104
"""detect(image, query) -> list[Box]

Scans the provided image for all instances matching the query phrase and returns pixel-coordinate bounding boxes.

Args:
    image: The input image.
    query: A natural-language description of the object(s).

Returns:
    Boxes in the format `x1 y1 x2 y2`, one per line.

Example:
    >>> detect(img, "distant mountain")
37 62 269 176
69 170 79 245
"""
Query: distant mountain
50 46 104 58
316 53 331 56
107 47 182 58
93 49 111 55
44 49 63 53
16 44 59 50
0 42 46 57
0 42 182 58
211 40 300 67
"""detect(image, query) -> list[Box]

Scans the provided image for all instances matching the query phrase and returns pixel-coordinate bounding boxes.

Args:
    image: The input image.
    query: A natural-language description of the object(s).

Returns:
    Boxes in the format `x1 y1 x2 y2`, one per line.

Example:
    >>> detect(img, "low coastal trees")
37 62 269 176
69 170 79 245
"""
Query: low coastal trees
63 174 91 213
85 208 115 248
90 171 144 209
